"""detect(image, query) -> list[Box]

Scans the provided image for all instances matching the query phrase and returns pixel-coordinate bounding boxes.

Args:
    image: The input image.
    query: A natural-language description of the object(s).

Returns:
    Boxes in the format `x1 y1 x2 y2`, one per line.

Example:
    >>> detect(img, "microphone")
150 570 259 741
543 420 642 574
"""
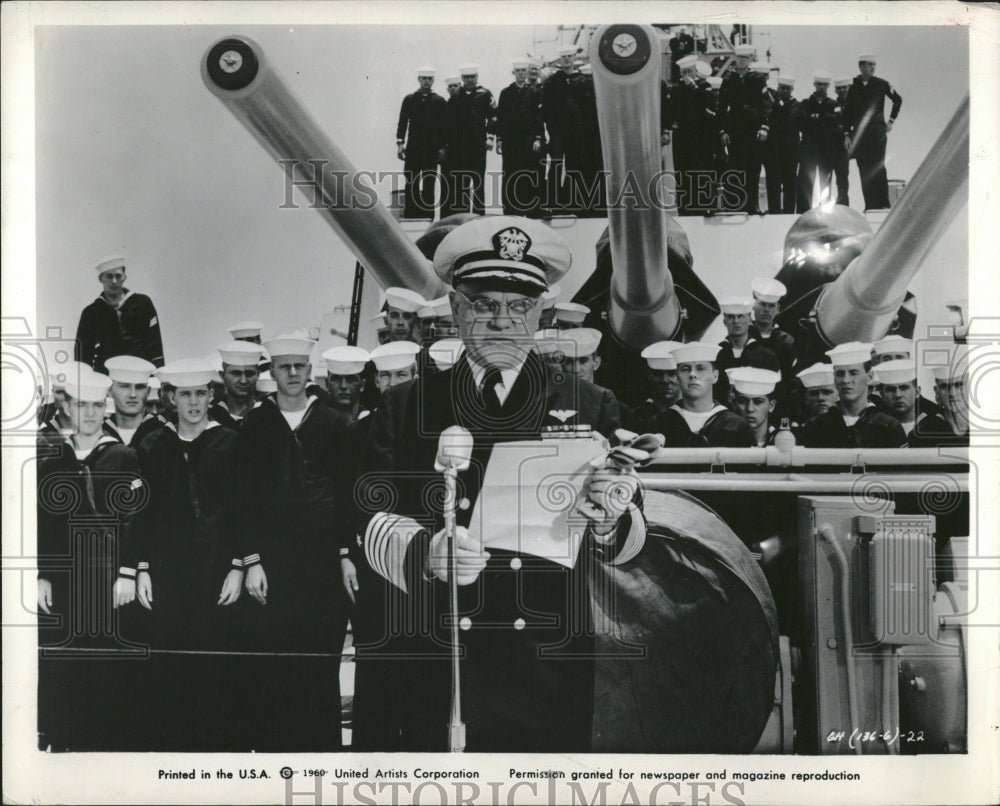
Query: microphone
435 425 474 472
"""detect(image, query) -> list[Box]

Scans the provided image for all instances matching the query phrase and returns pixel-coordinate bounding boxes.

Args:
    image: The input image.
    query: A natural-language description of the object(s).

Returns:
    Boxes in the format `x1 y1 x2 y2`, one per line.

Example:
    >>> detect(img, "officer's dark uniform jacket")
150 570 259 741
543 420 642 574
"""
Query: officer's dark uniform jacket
656 403 756 448
799 402 907 448
75 290 164 374
104 413 165 448
352 351 645 752
396 90 448 173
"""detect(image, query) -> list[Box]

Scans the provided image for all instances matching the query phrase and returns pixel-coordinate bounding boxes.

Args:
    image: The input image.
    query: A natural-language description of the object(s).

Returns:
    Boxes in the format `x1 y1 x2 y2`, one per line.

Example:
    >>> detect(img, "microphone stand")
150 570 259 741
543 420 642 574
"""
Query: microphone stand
443 463 465 752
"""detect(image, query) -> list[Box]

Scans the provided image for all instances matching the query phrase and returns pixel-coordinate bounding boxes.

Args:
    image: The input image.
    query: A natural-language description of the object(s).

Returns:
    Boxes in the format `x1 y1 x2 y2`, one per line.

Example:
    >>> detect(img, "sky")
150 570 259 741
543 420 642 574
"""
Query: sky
25 15 972 371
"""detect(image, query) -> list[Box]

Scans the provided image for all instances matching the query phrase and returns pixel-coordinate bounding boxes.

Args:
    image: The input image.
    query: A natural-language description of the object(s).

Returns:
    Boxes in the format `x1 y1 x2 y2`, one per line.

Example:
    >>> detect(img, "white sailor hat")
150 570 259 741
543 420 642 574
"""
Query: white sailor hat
826 341 874 367
256 371 277 395
677 54 699 70
385 287 426 313
370 311 388 327
834 76 852 88
813 71 832 84
458 62 480 75
433 216 572 292
558 45 576 57
65 368 112 402
858 53 877 63
371 341 421 372
416 66 436 77
533 329 563 355
931 353 968 383
695 61 711 78
203 351 224 374
641 341 683 371
542 284 562 309
104 355 156 384
730 367 781 397
719 297 755 315
734 44 756 58
873 359 917 385
672 342 722 365
751 277 787 303
873 334 913 357
218 340 266 367
445 75 461 85
751 61 770 74
323 345 370 376
94 255 126 275
776 75 795 87
560 328 602 358
512 59 531 70
554 301 590 324
796 362 835 388
228 320 263 340
418 295 454 321
707 76 723 89
263 332 317 359
428 338 465 371
156 358 218 389
147 376 161 398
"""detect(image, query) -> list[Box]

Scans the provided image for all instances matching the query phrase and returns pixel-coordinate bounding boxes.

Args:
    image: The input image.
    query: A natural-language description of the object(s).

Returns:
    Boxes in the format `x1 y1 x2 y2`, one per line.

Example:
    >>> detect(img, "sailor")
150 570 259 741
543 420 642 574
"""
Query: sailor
667 54 715 215
796 72 840 212
845 54 902 210
396 66 448 220
37 367 142 751
656 342 756 448
227 320 263 345
209 340 265 429
872 334 912 364
370 340 421 393
538 283 561 328
103 355 163 447
557 327 603 383
765 75 800 213
370 311 390 345
418 294 458 341
115 358 242 750
496 59 545 216
715 296 780 402
75 256 164 374
444 75 461 99
231 332 352 751
553 300 590 330
350 215 639 752
909 358 970 447
749 278 795 377
832 77 852 206
542 46 580 212
719 44 772 213
631 341 684 433
730 367 782 447
427 337 465 374
37 364 87 446
322 345 370 425
799 342 906 448
442 63 497 217
796 362 838 421
384 287 427 342
668 26 696 83
873 358 927 440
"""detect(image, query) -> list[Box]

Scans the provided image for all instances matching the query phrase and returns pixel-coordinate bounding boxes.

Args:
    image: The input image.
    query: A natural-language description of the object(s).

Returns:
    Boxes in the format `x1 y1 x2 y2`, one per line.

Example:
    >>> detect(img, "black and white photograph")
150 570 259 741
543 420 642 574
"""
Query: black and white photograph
3 2 998 804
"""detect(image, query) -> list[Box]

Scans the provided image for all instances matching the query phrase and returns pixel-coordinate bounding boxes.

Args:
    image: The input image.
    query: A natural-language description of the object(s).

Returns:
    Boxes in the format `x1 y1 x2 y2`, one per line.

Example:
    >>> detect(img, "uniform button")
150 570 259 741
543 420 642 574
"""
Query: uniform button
509 557 522 570
458 498 471 511
513 618 526 630
460 617 472 631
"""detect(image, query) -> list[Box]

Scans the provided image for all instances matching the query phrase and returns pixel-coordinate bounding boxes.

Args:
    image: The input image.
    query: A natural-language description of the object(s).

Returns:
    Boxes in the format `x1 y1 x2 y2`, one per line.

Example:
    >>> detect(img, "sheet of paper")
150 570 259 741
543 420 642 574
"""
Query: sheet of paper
467 437 608 568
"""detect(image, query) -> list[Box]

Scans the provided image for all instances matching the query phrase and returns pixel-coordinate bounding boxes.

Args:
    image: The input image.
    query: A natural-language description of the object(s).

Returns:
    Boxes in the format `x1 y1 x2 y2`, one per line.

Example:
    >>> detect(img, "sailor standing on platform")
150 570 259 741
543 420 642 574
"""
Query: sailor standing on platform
832 77 852 206
496 59 544 216
845 53 902 211
442 63 497 217
656 342 756 448
796 72 839 212
396 67 448 220
351 215 643 752
765 76 800 214
799 342 906 448
719 44 771 213
209 341 265 429
103 356 163 447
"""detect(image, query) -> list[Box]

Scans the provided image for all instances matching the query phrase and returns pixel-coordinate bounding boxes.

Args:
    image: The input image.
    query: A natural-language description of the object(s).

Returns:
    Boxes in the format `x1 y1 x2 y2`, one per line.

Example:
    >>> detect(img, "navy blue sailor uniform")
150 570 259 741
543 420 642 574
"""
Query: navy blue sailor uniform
351 352 645 752
796 93 841 213
714 338 780 404
75 290 164 374
396 89 448 219
104 412 165 447
719 70 772 213
656 404 756 448
496 81 544 216
230 393 353 751
442 85 497 217
845 75 902 210
799 403 907 448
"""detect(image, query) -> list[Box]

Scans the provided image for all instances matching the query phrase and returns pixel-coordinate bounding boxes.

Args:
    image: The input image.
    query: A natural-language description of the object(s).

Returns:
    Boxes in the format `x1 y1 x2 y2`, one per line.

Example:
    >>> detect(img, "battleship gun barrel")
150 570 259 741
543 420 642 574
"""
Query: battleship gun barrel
590 25 683 348
201 36 445 301
815 95 969 345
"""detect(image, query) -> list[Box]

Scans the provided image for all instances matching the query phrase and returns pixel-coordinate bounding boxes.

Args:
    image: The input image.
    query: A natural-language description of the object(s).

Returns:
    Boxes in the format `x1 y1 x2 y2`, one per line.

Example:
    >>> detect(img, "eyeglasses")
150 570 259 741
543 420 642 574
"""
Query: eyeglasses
454 289 540 318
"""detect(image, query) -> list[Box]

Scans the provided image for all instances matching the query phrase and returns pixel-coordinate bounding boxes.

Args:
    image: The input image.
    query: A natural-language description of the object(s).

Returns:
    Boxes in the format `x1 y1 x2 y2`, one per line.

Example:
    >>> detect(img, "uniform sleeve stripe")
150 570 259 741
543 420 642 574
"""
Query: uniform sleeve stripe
137 562 149 571
364 512 423 593
118 567 136 578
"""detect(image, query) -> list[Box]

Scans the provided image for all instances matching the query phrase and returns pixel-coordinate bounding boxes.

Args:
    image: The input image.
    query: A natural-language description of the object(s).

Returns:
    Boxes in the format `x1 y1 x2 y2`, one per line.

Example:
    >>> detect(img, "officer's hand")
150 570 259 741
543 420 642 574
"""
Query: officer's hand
720 132 730 147
341 558 359 604
397 144 406 160
577 467 639 536
218 569 244 606
757 128 768 143
113 577 136 609
137 571 153 610
427 526 489 585
245 564 268 605
37 578 53 614
886 118 894 132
